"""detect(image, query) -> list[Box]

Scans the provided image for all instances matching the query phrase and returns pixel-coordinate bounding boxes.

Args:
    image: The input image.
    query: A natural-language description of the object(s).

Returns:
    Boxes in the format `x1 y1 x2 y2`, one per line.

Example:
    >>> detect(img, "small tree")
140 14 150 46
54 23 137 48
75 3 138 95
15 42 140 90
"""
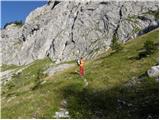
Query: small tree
3 20 23 29
14 20 23 26
144 40 156 55
111 35 123 51
138 40 157 59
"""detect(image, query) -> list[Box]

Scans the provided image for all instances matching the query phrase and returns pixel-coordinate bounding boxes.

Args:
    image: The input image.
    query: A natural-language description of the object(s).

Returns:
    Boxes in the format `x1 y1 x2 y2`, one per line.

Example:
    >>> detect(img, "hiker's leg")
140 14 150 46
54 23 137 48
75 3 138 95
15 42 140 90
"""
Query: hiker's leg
80 66 85 76
80 66 82 76
82 66 84 76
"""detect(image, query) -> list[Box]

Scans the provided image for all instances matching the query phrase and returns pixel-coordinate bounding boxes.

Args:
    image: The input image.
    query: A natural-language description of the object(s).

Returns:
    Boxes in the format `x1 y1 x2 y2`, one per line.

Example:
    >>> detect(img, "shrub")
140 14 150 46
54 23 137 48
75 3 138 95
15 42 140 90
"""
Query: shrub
111 35 123 51
3 20 23 29
138 40 157 59
144 40 157 55
14 20 23 26
138 51 147 59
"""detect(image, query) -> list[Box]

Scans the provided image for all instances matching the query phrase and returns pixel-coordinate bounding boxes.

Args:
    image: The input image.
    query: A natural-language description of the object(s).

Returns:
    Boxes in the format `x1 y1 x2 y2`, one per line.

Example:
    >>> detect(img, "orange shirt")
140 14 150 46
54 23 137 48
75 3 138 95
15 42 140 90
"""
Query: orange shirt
80 59 84 67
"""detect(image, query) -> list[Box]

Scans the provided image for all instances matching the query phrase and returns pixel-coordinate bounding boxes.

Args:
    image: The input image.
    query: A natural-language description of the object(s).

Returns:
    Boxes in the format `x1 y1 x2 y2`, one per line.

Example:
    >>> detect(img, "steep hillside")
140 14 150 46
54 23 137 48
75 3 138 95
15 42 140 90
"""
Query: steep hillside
1 29 159 119
1 1 159 65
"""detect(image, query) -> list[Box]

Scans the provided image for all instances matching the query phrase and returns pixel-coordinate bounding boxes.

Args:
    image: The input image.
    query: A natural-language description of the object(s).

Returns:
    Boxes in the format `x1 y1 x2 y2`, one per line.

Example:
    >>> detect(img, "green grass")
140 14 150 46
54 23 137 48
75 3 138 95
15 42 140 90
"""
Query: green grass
1 64 20 72
1 29 159 119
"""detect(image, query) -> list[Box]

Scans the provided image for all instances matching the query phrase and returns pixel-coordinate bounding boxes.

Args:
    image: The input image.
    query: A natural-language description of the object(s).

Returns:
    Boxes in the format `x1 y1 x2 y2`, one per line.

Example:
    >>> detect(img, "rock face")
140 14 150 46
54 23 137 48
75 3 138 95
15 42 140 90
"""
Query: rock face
43 63 74 76
0 69 15 85
1 0 159 65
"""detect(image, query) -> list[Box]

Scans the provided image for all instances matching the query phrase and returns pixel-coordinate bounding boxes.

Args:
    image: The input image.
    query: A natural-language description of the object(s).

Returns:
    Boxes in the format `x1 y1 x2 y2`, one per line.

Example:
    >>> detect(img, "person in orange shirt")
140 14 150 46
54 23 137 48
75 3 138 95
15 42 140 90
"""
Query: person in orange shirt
79 57 85 77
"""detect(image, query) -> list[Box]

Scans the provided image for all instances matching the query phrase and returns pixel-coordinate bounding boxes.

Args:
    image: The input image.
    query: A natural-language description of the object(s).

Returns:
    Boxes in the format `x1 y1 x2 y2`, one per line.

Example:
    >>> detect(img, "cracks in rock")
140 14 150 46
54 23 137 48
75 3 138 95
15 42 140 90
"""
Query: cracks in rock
51 39 56 55
71 10 79 29
102 15 109 32
86 8 96 11
31 24 40 34
21 24 40 42
80 6 83 12
61 2 82 59
1 34 9 38
119 5 123 19
61 41 67 58
46 39 55 58
113 4 124 37
79 18 84 24
137 16 152 22
46 29 65 59
65 41 69 46
48 0 52 5
70 32 76 44
51 1 61 10
31 53 36 60
21 34 26 42
113 24 119 37
70 4 80 44
100 2 109 5
53 5 81 60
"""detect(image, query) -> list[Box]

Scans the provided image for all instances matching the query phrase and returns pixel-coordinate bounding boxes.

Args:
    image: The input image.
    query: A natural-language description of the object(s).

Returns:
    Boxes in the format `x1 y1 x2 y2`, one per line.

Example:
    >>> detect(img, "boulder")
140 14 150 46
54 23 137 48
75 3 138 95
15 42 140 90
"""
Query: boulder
43 63 74 76
147 65 159 78
0 70 15 85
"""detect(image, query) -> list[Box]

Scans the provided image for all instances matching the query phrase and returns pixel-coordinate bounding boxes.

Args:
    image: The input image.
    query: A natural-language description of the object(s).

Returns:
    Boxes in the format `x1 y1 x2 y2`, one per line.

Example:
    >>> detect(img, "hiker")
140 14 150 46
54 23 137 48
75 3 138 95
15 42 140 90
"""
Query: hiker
79 57 85 77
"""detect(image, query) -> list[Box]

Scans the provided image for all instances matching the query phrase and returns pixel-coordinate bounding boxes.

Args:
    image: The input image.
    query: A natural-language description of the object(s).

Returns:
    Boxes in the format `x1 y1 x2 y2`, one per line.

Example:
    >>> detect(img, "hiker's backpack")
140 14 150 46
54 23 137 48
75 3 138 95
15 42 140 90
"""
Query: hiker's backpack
76 59 80 66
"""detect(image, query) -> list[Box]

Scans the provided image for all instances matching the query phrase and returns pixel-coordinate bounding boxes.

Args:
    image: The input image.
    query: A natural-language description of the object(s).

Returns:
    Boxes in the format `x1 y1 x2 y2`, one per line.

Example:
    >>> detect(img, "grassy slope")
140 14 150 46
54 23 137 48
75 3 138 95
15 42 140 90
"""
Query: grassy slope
1 29 159 119
1 64 20 72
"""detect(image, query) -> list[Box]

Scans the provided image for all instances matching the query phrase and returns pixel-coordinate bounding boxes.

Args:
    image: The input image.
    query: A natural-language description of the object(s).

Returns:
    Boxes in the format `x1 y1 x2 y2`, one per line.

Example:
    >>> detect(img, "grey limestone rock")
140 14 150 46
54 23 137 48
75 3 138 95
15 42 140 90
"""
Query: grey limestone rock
1 1 159 65
147 65 159 78
0 69 15 85
43 63 74 76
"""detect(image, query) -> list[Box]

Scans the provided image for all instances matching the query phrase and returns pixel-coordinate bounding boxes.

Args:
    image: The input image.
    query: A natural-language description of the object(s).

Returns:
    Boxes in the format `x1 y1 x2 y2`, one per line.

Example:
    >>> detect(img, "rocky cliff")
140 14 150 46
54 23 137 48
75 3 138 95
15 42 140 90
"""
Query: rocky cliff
1 0 159 65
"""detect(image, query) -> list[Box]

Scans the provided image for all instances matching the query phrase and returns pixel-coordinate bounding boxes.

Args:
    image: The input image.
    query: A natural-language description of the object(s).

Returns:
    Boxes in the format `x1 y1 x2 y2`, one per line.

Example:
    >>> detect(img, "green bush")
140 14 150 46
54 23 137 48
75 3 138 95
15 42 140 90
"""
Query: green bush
4 20 23 29
14 20 23 26
144 40 156 55
138 40 157 59
111 35 123 51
